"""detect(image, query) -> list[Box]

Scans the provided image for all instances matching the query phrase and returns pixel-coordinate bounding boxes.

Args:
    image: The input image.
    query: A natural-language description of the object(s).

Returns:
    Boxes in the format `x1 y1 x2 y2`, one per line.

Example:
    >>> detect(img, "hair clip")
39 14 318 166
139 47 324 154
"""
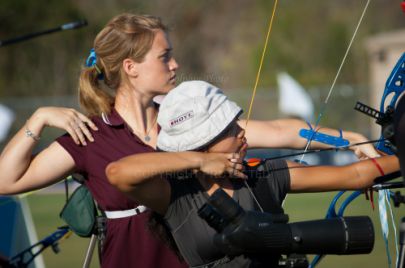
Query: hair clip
85 48 104 80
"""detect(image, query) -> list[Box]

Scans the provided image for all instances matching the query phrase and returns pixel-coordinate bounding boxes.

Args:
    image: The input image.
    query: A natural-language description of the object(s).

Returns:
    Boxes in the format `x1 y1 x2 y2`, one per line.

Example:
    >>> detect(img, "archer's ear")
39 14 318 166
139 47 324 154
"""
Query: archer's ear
122 58 138 77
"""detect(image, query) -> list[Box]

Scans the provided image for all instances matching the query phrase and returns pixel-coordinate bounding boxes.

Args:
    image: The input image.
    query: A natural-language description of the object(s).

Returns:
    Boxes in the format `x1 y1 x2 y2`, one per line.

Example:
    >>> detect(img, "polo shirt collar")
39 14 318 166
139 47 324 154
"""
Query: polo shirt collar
101 108 125 127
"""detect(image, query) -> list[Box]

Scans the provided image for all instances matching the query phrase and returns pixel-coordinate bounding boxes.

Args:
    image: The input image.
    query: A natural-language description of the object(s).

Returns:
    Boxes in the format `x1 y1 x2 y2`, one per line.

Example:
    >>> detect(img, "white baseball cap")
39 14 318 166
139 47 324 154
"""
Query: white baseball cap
157 80 242 152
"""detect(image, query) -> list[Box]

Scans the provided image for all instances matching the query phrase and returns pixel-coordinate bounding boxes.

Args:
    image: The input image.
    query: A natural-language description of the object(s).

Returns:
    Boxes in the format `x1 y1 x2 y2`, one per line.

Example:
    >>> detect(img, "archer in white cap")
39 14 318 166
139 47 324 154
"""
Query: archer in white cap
157 80 244 152
107 80 399 267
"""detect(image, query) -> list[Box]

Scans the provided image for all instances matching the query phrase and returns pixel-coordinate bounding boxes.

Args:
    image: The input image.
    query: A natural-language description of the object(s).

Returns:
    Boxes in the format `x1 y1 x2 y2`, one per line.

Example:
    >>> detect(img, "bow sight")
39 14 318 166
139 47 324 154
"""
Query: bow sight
354 101 397 153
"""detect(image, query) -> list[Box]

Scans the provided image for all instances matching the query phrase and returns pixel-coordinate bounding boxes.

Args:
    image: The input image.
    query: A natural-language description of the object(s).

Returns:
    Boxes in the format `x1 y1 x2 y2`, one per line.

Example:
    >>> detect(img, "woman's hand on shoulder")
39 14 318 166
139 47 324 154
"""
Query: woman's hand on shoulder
199 152 247 179
31 107 98 145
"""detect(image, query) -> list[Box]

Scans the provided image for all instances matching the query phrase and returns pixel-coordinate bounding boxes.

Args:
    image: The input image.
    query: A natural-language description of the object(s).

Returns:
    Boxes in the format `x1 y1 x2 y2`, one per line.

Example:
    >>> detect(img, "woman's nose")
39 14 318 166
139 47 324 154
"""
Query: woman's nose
170 58 179 71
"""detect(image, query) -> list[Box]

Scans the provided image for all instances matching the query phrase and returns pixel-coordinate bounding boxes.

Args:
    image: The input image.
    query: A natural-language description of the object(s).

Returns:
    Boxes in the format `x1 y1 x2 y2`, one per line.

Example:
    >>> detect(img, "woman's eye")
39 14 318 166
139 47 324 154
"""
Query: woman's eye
162 52 172 62
160 54 166 61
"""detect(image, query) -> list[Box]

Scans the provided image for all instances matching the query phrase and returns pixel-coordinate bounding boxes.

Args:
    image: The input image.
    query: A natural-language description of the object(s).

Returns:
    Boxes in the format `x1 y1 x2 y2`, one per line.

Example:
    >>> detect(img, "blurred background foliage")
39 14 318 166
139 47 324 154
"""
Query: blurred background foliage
0 0 403 96
0 0 403 140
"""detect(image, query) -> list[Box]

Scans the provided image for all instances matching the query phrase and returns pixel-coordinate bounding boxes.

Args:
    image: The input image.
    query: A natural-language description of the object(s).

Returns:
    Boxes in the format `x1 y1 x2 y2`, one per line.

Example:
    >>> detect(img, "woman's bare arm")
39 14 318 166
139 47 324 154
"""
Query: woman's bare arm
0 107 96 194
238 119 379 159
0 141 76 194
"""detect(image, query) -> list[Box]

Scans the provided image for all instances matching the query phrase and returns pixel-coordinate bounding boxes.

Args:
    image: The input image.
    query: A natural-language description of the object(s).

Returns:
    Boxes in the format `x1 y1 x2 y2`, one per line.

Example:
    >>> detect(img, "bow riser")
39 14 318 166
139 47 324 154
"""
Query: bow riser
377 53 405 154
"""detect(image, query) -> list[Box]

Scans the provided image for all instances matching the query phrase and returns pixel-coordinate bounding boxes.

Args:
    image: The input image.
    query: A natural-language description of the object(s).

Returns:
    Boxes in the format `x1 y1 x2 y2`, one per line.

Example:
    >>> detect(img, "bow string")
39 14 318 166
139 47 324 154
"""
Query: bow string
299 0 371 162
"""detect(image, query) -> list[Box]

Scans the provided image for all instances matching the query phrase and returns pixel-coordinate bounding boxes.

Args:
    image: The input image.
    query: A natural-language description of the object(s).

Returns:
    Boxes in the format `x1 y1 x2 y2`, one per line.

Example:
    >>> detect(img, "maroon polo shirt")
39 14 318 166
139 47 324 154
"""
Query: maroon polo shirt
57 108 186 268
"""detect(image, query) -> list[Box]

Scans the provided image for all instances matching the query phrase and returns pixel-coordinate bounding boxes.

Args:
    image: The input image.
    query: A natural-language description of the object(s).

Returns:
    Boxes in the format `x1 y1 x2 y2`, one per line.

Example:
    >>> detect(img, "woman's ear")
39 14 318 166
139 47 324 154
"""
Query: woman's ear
122 58 138 77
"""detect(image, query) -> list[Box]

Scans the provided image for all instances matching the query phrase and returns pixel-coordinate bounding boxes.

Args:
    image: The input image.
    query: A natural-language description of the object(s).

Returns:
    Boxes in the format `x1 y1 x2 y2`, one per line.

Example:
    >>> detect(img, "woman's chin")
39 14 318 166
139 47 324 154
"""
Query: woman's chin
164 83 177 92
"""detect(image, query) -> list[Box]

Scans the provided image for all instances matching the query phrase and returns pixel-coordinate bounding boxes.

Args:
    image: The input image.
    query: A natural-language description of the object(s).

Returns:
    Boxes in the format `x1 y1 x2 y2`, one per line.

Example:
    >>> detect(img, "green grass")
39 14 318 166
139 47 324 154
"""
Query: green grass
27 194 99 268
26 191 404 268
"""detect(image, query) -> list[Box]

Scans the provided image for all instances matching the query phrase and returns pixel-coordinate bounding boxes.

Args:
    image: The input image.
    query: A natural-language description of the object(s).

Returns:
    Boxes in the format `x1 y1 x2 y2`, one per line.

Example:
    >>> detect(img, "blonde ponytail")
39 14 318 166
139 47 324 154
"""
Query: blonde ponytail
79 67 114 116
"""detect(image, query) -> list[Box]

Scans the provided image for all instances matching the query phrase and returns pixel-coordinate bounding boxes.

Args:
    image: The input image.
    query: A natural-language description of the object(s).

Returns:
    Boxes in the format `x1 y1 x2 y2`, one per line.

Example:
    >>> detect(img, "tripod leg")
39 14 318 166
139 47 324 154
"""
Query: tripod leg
398 217 405 268
82 234 97 268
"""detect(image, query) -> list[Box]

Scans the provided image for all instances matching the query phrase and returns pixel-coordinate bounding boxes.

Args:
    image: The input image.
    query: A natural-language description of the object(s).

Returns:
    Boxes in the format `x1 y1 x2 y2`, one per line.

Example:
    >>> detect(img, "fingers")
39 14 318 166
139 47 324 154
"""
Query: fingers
233 170 248 179
76 120 94 143
201 152 247 179
77 113 99 131
35 107 98 146
76 112 98 143
72 121 88 146
227 157 246 179
225 151 247 179
229 158 243 175
65 125 81 145
228 163 244 171
353 144 382 159
375 149 386 156
226 166 247 179
69 111 98 146
228 153 243 162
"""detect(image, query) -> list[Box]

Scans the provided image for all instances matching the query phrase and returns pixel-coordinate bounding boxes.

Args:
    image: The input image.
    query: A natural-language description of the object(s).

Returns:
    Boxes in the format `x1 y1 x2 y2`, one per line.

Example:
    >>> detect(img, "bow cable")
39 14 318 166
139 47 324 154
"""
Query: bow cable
243 0 279 212
245 0 279 127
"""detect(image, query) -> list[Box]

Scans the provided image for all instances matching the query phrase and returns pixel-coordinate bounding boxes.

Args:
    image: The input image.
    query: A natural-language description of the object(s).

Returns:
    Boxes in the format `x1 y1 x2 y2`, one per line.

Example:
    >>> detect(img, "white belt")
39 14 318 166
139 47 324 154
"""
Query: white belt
105 205 148 219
